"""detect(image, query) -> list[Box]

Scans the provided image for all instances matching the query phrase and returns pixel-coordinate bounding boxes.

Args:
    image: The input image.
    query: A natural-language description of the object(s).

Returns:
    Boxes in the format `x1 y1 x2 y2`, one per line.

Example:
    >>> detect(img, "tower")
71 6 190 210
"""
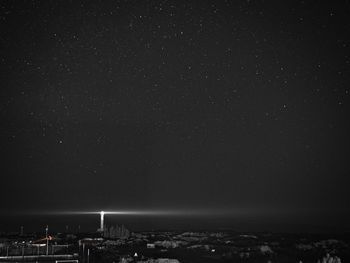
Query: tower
100 211 105 232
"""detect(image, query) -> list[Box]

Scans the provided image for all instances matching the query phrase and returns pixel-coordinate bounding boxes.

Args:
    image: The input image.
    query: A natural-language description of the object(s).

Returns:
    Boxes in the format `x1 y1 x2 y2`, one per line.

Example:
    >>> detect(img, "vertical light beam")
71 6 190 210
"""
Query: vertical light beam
100 211 105 232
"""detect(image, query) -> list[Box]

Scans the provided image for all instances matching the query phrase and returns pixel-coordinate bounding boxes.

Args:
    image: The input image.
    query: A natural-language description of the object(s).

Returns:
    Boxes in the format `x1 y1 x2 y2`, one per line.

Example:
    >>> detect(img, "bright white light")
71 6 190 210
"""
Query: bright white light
34 207 268 217
100 211 105 231
44 209 206 216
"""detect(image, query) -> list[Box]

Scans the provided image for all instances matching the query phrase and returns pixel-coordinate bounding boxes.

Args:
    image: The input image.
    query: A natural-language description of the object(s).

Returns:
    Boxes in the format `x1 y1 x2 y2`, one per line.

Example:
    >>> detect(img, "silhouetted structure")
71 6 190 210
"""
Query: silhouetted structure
103 224 130 239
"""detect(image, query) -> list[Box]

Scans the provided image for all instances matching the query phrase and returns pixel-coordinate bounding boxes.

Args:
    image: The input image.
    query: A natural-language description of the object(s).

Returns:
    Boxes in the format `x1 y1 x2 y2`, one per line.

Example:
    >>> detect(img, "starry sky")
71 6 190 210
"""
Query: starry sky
1 0 350 230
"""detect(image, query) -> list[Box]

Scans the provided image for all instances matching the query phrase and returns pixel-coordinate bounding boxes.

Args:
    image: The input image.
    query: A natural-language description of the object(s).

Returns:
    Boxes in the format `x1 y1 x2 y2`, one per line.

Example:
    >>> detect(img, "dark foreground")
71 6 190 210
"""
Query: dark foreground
0 230 349 262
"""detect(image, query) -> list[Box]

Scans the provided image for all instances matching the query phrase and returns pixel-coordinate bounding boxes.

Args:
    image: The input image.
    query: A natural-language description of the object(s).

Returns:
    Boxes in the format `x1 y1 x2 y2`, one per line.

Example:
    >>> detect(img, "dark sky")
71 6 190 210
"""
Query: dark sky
1 0 350 230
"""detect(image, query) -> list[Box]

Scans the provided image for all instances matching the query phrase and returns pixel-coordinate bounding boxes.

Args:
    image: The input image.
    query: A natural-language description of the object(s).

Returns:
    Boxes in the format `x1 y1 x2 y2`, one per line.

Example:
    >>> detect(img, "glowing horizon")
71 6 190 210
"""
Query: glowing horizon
1 206 314 217
46 209 217 216
10 206 288 217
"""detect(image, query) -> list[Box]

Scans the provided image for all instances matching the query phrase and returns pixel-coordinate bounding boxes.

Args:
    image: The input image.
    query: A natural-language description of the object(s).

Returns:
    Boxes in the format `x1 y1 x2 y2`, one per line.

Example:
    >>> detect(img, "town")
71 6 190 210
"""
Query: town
0 212 348 263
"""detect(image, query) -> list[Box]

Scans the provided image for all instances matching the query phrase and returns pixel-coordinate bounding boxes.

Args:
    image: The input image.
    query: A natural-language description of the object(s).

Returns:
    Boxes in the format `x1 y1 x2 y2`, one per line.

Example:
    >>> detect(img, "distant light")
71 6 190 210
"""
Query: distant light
33 207 267 217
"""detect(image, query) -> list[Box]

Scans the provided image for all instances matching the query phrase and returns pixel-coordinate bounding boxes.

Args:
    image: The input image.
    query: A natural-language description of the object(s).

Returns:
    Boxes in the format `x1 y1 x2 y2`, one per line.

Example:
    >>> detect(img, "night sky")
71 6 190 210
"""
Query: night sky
1 1 350 231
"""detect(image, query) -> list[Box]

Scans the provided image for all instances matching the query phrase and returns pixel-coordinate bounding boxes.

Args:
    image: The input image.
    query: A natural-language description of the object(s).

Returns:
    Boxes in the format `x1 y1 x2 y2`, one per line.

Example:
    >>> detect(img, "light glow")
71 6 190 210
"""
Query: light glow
40 208 258 216
19 207 284 217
